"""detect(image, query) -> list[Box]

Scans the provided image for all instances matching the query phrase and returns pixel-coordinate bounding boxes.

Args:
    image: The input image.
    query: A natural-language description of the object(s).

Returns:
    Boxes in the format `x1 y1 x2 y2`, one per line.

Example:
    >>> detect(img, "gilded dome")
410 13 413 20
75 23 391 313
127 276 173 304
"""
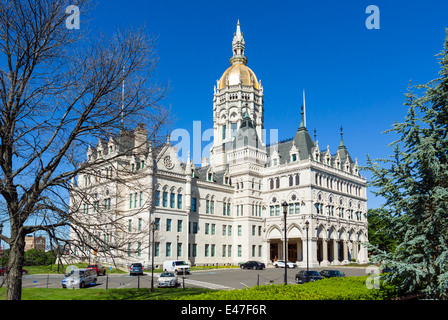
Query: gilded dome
218 63 259 90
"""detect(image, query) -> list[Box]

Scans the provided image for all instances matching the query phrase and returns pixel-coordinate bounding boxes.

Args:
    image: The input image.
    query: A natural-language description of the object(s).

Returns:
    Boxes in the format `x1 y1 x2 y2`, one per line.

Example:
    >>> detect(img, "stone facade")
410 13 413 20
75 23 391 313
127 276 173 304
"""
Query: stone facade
69 22 368 268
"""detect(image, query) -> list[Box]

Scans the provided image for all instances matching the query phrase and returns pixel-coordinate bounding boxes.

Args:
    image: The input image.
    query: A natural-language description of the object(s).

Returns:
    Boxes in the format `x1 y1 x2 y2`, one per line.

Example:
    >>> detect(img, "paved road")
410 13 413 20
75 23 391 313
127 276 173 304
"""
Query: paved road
8 266 371 290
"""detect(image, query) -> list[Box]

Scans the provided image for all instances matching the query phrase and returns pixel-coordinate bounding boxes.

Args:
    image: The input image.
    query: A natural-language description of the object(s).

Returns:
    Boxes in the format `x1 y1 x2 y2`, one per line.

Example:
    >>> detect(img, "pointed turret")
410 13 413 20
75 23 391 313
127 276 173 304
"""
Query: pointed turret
230 20 247 66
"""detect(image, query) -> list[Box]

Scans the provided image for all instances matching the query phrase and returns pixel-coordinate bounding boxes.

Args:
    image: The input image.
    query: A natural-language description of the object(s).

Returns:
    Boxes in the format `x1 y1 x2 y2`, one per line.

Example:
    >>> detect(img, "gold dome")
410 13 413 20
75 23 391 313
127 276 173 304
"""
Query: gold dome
218 63 259 90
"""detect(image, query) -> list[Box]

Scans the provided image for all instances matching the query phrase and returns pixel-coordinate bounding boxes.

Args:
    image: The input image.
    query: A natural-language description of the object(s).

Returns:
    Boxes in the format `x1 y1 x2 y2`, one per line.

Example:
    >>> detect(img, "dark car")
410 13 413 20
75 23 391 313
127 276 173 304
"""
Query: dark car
87 264 106 276
295 270 324 284
319 270 346 278
129 262 144 276
0 266 28 276
240 261 265 270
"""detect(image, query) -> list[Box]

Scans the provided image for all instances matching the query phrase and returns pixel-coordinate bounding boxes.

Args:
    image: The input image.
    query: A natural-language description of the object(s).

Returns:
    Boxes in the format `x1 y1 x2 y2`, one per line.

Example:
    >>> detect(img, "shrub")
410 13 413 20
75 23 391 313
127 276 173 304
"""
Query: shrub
173 276 396 300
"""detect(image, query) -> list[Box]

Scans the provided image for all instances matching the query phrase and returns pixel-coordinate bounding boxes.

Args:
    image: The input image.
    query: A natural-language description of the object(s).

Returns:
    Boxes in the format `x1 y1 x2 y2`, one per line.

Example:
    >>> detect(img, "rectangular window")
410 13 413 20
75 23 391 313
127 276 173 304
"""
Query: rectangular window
137 242 141 257
206 200 210 214
166 243 171 257
205 223 209 234
295 203 300 214
210 200 214 214
177 220 183 232
238 245 242 257
205 244 209 257
222 225 226 236
211 244 215 257
166 219 172 231
211 224 215 235
193 222 198 234
138 218 142 231
227 203 231 216
177 194 182 209
192 244 197 257
259 245 262 257
252 245 256 257
128 219 132 232
129 194 133 209
155 191 160 206
222 124 226 140
192 198 197 213
155 218 160 230
134 192 137 208
228 225 232 236
231 122 237 137
252 225 256 236
170 192 175 208
223 202 227 216
155 242 160 256
238 225 242 236
222 245 227 257
275 205 280 216
177 243 182 258
270 206 274 216
162 192 168 207
228 245 232 257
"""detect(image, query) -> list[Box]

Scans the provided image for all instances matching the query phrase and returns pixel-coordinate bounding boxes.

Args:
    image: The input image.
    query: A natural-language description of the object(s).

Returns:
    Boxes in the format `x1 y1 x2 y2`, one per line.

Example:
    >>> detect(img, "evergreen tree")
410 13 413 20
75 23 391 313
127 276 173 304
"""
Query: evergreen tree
366 29 448 299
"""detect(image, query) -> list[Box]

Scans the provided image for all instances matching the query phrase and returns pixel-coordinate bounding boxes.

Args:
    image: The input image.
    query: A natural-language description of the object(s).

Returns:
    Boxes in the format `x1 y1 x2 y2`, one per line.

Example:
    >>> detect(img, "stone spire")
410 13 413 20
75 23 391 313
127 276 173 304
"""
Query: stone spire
230 20 247 66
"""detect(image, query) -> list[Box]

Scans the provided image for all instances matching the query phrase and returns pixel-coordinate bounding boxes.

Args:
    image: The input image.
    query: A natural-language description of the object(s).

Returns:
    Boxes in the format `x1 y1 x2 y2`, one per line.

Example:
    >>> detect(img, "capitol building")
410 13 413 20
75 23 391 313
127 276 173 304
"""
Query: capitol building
69 22 369 268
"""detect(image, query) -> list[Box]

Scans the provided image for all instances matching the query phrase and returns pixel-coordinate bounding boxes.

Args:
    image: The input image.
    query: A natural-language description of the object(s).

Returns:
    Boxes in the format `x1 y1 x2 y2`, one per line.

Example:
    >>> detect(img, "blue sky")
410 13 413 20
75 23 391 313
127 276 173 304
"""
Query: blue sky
86 0 448 210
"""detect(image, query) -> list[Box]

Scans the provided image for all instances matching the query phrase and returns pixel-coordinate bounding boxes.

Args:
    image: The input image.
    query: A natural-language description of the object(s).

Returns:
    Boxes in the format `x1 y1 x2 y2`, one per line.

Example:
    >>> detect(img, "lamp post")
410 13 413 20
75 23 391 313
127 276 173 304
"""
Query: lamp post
150 221 156 292
305 220 309 282
281 201 288 285
176 235 179 260
0 222 3 254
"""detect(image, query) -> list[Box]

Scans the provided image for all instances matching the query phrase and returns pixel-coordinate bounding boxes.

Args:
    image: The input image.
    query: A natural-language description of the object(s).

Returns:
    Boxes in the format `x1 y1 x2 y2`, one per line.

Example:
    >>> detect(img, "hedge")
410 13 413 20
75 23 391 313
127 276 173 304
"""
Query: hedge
174 276 397 300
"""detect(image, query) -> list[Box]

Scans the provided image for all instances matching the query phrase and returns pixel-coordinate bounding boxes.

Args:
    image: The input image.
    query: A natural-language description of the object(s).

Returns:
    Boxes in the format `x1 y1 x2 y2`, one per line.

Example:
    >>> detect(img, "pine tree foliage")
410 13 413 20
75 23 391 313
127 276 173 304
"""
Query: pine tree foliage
366 30 448 299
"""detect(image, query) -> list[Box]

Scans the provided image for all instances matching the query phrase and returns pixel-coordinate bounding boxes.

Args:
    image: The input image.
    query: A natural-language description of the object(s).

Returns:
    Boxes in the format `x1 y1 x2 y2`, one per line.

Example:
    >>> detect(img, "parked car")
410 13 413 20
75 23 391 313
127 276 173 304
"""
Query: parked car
157 272 179 288
62 268 97 288
273 260 297 268
163 260 190 275
129 262 144 276
320 269 346 278
0 266 28 276
240 261 265 270
87 264 106 276
295 270 324 284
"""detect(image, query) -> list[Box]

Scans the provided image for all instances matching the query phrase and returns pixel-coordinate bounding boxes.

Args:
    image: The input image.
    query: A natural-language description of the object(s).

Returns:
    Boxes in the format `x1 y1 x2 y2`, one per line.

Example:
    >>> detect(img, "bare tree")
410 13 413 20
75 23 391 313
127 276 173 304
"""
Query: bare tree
0 0 169 299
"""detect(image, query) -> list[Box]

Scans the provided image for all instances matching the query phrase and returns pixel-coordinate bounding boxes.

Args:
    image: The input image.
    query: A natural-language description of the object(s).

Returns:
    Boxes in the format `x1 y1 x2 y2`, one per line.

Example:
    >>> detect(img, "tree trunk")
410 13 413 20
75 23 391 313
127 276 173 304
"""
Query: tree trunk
6 230 26 300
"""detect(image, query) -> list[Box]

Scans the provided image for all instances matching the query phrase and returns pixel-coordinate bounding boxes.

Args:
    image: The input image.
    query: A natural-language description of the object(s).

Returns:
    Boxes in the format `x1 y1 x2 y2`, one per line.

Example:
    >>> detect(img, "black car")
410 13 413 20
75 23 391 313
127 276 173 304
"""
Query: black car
240 261 265 270
319 270 346 278
295 270 324 284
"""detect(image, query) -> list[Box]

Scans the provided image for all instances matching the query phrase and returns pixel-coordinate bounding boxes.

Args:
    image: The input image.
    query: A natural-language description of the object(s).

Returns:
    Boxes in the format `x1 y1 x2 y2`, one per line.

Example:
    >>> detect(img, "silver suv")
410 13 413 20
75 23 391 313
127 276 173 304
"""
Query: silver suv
62 268 97 288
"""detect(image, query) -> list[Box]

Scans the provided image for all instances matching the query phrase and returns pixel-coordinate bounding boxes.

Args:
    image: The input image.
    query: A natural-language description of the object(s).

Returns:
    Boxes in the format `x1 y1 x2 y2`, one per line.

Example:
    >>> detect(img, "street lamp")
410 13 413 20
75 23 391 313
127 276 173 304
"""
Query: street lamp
176 235 179 260
305 220 309 282
281 201 288 285
150 221 156 292
0 222 3 254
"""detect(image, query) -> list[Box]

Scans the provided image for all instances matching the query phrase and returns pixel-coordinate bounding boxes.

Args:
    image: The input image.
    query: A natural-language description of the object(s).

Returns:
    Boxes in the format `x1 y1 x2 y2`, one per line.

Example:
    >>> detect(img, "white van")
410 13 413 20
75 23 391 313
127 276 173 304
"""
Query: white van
62 268 97 288
163 260 190 275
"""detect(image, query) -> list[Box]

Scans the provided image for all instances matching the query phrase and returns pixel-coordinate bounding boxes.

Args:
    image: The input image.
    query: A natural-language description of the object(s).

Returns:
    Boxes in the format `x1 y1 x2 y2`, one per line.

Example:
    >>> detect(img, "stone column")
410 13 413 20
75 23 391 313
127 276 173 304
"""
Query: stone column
353 241 358 261
342 240 349 264
320 239 329 266
332 240 340 265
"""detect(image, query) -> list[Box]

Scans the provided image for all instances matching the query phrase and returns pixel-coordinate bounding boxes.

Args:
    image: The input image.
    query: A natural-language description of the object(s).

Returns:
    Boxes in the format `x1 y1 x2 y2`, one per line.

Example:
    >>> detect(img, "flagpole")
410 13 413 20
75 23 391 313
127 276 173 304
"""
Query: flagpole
302 89 306 127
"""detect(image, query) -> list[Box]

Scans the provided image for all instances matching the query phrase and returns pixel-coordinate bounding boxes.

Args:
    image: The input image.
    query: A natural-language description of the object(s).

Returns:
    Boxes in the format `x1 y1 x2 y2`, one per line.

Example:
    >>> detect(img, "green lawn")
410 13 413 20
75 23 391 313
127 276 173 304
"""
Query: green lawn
24 263 127 275
0 287 213 300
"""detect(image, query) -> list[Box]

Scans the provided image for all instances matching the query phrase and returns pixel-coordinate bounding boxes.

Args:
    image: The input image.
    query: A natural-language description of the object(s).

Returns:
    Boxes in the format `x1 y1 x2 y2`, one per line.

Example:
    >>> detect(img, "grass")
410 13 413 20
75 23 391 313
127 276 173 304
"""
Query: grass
0 287 213 300
24 263 127 275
